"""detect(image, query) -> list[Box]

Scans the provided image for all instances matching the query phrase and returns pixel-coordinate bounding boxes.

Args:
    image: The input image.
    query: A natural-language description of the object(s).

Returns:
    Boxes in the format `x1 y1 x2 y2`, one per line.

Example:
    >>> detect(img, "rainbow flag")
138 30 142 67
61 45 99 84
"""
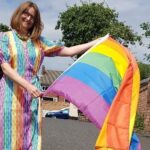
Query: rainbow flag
44 35 141 150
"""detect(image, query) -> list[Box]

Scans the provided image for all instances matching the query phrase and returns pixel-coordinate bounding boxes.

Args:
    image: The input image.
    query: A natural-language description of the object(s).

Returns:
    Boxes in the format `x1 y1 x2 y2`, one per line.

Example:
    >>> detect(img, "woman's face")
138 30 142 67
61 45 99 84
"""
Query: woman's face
20 7 36 32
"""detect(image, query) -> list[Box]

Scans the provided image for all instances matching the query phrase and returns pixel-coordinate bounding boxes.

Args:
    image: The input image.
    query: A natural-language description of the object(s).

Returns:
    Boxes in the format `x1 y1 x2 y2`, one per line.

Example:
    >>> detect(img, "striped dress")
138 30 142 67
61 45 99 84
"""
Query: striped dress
0 30 63 150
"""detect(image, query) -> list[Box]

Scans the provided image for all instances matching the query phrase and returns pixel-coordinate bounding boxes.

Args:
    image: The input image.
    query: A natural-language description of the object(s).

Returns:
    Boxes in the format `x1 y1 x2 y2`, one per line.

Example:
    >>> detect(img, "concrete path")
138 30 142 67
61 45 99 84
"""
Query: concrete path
42 118 150 150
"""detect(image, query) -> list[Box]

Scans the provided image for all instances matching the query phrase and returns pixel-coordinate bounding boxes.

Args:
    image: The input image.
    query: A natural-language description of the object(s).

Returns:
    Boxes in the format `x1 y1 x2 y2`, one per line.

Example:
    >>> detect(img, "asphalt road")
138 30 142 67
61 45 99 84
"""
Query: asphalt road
42 118 150 150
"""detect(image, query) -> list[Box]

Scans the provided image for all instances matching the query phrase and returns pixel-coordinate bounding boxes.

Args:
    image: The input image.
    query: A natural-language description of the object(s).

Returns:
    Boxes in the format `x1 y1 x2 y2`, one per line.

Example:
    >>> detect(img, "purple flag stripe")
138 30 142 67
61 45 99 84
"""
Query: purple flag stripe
45 76 110 128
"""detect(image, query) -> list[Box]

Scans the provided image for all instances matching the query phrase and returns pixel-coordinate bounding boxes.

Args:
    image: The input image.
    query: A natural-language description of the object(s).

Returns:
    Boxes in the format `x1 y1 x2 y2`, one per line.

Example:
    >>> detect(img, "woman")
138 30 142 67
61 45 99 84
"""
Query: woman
0 1 99 150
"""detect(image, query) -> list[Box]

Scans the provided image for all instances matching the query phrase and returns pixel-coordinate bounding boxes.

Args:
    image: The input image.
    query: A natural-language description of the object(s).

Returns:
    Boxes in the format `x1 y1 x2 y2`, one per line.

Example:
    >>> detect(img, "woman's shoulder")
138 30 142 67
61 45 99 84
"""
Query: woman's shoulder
0 30 13 38
0 30 12 35
0 31 12 43
38 36 54 46
39 35 49 42
39 36 64 47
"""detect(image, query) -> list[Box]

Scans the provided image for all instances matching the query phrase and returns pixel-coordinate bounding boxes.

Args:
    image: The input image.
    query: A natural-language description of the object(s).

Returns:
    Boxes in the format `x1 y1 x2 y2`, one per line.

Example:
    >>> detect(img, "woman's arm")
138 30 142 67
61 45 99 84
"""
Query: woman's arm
1 62 41 98
58 38 99 57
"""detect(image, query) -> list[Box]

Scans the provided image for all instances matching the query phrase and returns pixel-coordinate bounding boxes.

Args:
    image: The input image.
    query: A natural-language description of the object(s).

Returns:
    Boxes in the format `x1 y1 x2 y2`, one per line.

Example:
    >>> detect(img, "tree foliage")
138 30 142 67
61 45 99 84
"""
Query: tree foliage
140 22 150 61
134 113 144 131
56 2 141 47
138 62 150 80
140 22 150 39
0 23 10 32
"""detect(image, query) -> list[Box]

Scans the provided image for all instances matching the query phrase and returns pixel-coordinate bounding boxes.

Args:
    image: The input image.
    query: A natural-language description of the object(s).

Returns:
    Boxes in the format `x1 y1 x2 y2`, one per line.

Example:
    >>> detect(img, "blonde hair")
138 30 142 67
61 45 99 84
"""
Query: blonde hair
10 1 43 41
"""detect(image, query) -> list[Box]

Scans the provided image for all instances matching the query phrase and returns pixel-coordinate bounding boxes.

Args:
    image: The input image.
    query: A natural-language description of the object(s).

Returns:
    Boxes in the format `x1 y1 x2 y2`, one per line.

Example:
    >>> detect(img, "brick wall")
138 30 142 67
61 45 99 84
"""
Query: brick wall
138 78 150 131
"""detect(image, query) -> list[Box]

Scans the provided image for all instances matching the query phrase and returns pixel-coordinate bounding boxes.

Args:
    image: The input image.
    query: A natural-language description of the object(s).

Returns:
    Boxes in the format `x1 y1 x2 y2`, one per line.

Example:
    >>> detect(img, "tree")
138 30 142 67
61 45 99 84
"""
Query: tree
56 2 141 47
140 22 150 61
0 23 10 32
138 62 150 80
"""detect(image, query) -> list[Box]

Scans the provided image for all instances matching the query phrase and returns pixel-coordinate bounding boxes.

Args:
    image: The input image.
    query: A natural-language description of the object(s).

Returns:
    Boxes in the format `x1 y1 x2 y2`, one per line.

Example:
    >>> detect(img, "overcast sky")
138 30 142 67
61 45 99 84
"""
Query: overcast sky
0 0 149 71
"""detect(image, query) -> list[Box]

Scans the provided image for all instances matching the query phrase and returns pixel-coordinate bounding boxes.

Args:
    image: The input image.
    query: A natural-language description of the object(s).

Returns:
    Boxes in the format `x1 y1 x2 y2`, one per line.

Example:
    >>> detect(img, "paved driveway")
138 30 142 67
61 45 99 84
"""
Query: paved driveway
42 118 150 150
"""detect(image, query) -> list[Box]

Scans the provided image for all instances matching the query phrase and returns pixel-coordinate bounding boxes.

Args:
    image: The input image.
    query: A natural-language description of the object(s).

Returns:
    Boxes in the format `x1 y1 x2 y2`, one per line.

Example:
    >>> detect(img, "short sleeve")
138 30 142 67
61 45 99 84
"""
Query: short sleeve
39 36 64 57
0 32 10 64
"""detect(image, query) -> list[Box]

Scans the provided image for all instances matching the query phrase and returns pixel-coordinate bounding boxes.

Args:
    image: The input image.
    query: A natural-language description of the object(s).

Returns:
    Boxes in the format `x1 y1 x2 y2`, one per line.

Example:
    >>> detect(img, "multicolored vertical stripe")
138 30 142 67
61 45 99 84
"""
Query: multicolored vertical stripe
44 35 141 150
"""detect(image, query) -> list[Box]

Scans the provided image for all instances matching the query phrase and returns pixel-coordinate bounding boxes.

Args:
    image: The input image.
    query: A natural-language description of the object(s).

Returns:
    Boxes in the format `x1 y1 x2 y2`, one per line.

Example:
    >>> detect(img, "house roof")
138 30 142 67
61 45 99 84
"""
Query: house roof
40 70 63 86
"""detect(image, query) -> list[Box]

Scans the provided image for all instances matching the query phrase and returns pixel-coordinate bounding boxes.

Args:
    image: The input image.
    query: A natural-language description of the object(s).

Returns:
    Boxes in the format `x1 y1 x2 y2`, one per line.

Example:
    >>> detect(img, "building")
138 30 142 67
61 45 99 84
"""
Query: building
40 65 65 102
138 78 150 131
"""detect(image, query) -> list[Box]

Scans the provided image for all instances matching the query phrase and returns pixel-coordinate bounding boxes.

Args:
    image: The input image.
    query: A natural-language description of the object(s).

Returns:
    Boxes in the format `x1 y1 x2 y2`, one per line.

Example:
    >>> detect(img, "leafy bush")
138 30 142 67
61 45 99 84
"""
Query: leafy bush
138 62 150 80
134 113 144 131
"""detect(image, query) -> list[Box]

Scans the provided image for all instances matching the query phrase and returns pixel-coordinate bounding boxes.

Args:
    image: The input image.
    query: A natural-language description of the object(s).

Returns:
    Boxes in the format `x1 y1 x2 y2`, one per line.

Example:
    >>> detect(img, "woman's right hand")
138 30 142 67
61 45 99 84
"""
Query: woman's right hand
26 84 42 98
1 63 42 98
